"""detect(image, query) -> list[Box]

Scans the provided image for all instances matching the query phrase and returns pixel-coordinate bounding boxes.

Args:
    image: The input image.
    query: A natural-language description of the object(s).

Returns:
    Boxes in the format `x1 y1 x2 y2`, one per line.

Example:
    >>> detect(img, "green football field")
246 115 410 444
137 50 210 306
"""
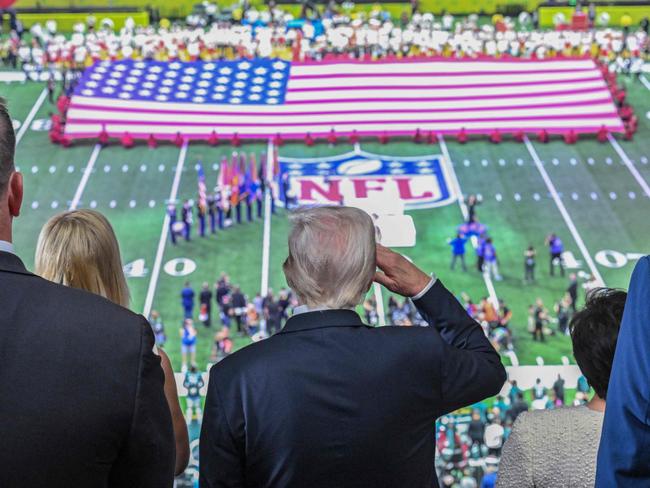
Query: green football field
4 76 649 371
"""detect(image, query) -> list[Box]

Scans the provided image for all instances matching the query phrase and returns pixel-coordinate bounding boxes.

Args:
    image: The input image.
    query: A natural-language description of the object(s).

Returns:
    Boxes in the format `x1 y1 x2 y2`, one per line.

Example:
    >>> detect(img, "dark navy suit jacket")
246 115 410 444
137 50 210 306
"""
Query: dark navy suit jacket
596 256 650 486
200 279 506 488
0 251 175 487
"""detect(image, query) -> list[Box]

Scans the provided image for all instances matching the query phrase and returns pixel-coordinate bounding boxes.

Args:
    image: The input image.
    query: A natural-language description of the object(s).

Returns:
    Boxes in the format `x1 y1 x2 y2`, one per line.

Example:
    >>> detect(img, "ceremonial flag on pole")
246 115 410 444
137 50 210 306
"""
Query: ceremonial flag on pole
197 162 207 210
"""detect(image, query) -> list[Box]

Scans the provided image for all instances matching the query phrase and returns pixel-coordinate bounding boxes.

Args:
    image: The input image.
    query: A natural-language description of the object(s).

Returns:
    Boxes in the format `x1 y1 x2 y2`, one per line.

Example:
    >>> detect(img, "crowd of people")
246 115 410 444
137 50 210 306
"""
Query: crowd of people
1 4 648 78
157 276 298 371
445 194 606 354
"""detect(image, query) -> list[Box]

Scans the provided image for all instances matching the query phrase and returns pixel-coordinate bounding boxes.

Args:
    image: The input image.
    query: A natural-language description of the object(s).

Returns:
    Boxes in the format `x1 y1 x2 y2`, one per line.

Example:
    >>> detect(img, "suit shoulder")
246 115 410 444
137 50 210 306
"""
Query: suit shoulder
19 273 146 331
209 338 274 377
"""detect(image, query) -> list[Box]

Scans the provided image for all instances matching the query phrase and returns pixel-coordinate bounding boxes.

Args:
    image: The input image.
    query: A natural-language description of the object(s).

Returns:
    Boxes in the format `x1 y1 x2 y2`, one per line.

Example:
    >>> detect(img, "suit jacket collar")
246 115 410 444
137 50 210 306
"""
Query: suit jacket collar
0 251 33 276
280 309 366 334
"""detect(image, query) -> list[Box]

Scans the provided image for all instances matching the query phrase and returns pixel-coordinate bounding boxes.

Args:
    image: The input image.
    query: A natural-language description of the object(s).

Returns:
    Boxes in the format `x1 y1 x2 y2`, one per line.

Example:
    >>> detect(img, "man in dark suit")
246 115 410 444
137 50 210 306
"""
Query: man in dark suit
200 206 506 488
0 100 175 487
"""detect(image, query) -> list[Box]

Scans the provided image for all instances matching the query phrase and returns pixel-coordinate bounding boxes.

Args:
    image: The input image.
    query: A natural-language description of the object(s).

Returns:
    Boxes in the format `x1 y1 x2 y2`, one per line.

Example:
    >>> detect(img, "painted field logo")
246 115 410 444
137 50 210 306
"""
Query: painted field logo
279 151 456 210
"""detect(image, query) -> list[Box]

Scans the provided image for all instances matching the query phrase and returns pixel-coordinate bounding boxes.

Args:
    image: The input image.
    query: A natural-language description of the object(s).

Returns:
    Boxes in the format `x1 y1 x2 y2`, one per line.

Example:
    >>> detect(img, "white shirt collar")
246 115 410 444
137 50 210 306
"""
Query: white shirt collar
0 240 15 255
293 305 354 316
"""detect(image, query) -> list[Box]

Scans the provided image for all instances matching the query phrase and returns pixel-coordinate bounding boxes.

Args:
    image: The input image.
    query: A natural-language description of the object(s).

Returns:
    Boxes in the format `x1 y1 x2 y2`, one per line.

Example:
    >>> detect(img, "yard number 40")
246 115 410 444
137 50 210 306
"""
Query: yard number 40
122 258 197 278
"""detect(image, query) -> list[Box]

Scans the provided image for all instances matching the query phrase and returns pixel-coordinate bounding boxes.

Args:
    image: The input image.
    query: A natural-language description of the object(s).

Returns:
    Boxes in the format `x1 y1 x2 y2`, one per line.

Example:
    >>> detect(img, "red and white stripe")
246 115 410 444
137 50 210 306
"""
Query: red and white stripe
64 58 623 140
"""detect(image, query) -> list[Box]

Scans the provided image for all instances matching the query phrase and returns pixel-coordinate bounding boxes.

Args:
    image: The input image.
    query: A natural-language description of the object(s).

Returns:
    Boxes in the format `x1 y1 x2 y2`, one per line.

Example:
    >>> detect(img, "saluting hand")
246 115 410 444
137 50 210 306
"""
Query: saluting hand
374 244 431 298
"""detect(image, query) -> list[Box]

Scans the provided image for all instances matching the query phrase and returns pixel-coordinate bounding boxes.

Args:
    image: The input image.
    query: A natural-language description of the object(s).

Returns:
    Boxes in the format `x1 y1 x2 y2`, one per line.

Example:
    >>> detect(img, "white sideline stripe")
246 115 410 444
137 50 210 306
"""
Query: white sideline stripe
524 136 605 286
608 134 650 198
438 136 518 363
15 88 47 146
373 282 386 327
640 75 650 91
438 135 500 310
142 142 188 317
69 144 101 210
505 350 520 367
260 139 274 298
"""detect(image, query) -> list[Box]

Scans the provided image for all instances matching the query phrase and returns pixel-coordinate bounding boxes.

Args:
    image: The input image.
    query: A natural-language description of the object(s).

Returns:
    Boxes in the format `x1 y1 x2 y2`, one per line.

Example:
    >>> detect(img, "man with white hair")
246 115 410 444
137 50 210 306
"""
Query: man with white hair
200 205 506 487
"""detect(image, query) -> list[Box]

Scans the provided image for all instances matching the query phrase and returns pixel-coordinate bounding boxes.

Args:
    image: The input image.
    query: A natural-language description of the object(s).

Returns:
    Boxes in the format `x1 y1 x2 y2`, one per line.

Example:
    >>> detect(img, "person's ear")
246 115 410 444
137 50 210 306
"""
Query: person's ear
7 171 23 218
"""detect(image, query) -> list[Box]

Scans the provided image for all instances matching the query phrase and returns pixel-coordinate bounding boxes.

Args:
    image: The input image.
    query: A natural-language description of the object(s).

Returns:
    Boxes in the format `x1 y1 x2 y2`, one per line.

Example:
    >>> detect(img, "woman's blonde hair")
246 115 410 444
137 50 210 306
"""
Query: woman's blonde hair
35 209 130 308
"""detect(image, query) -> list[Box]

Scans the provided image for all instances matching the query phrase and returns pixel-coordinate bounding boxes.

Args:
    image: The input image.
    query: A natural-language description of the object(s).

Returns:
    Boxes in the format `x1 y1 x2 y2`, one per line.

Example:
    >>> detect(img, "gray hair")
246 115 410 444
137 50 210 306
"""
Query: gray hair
283 206 376 309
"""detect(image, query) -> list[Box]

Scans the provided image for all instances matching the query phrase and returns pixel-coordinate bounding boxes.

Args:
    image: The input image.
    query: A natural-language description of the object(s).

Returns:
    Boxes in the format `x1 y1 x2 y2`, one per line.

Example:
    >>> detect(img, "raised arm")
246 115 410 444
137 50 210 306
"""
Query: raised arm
374 245 506 412
596 256 650 486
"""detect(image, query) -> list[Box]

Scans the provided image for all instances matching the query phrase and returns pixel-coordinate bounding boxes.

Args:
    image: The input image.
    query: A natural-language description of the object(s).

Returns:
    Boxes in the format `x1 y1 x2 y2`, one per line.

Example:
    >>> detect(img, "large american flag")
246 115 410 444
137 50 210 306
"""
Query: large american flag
64 57 623 140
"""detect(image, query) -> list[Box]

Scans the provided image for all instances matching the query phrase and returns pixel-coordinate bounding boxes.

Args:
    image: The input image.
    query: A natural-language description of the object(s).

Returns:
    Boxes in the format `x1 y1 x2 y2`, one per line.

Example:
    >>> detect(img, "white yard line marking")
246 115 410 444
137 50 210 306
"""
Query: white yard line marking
608 134 650 198
69 144 101 210
505 350 519 367
438 135 500 309
524 136 605 286
439 135 518 363
142 141 188 317
373 283 387 327
15 88 47 146
260 139 274 298
640 75 650 91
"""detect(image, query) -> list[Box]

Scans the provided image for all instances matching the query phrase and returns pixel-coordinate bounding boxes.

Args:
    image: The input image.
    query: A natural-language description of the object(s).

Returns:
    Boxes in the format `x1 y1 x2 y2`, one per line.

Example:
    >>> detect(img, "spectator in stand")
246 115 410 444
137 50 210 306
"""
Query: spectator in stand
553 374 565 406
546 233 565 277
180 318 197 372
181 281 195 319
523 245 536 283
532 378 546 401
508 380 522 406
183 365 205 423
34 209 189 477
567 273 579 312
596 259 650 486
199 282 212 327
199 206 505 487
149 309 166 348
508 392 529 422
484 418 504 456
575 374 591 404
482 238 502 281
449 233 468 271
0 97 176 486
468 410 486 449
499 287 626 487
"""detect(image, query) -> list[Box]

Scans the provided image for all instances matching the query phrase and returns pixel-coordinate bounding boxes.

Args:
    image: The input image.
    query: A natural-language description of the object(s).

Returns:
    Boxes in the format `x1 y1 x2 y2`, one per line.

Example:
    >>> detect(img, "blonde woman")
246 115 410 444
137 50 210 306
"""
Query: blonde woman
35 209 189 476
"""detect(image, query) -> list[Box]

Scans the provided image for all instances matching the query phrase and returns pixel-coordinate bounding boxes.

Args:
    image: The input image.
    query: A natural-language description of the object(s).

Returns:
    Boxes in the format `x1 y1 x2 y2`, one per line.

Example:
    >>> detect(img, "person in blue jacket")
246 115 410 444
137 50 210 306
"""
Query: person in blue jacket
595 256 650 486
181 282 195 319
448 233 468 272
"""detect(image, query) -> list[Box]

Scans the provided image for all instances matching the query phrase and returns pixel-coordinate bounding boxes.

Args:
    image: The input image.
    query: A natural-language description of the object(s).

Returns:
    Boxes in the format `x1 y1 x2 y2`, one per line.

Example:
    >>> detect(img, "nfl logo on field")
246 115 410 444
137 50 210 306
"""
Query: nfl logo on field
278 151 456 210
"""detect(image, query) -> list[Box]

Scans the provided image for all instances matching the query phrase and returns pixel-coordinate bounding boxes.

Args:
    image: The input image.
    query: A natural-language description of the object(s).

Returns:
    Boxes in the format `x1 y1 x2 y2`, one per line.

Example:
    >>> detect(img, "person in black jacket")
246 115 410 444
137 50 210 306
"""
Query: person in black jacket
200 205 506 488
0 99 175 487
